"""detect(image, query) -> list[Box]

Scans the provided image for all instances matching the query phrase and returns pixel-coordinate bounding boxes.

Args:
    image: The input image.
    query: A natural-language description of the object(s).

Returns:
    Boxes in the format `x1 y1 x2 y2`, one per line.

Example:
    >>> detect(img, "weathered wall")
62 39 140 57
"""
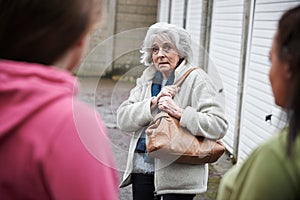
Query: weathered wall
76 0 158 77
113 0 158 74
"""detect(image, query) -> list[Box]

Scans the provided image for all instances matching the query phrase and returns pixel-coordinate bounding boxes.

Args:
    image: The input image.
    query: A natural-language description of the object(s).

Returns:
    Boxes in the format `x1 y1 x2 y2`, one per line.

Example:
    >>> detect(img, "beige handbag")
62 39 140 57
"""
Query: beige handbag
146 68 225 164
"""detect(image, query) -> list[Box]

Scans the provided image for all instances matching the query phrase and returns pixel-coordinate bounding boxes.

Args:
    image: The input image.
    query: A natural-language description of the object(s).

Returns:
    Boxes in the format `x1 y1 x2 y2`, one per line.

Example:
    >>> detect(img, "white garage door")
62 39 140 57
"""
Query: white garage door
239 0 299 161
207 0 245 154
185 0 203 67
158 0 170 22
170 0 185 27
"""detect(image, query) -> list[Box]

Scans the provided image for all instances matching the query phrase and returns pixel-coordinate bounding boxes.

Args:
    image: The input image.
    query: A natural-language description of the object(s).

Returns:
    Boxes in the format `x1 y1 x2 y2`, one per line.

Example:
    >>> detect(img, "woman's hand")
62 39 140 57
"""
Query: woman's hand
158 96 183 119
158 85 179 99
151 85 179 108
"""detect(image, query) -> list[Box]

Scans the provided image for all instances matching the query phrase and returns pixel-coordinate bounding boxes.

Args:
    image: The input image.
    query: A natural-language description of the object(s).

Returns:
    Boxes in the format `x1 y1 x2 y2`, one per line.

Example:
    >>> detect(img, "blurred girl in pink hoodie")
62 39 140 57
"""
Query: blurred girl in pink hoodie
0 0 118 199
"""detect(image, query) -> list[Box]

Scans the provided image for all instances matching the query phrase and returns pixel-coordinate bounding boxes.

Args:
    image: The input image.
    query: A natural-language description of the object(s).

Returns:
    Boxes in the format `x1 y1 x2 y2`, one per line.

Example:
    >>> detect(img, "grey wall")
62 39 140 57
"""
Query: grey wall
76 0 158 77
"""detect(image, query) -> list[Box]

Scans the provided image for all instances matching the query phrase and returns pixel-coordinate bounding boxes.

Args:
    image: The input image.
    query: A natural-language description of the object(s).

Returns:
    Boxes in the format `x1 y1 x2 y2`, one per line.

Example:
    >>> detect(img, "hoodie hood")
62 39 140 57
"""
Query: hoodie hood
0 59 78 138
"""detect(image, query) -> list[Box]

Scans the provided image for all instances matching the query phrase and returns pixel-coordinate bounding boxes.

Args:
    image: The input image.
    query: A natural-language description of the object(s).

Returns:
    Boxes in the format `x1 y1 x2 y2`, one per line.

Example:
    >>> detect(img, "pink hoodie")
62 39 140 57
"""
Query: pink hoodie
0 60 118 199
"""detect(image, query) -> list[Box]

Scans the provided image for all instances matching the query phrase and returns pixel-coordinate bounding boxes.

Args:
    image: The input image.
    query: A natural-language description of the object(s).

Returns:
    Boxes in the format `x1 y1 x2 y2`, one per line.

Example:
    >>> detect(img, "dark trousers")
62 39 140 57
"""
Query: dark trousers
132 173 195 200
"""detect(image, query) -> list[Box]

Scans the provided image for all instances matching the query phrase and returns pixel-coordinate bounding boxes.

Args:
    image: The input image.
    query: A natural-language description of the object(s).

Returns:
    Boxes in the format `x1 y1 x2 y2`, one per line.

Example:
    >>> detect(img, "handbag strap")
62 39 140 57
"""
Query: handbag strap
173 67 198 88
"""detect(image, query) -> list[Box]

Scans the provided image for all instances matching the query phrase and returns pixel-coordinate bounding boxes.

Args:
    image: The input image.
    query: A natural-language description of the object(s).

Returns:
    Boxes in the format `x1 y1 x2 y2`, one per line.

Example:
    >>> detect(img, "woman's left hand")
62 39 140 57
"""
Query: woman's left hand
158 96 183 119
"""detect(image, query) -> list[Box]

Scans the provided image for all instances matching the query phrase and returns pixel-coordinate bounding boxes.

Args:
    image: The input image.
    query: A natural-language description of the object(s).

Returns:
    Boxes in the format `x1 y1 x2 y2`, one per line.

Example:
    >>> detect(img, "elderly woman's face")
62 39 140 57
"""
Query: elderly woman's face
151 39 181 79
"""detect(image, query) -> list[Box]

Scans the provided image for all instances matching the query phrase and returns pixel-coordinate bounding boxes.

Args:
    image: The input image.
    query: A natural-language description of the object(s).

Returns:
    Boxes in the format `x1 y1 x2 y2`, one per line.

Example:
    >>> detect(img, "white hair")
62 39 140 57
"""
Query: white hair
140 22 193 67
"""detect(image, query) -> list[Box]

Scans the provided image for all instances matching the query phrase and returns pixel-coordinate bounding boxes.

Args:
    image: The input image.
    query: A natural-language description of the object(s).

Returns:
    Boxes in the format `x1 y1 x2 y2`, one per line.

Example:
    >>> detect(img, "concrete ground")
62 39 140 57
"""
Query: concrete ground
77 77 233 200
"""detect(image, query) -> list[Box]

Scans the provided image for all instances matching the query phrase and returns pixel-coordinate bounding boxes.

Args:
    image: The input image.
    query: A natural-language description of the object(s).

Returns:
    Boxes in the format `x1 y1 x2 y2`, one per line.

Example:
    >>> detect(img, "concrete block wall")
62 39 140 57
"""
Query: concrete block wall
76 0 158 77
113 0 158 78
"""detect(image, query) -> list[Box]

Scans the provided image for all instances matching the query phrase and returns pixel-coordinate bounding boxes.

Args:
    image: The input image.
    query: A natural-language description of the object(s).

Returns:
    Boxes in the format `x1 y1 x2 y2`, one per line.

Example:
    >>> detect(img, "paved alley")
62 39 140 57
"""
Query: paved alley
77 77 233 200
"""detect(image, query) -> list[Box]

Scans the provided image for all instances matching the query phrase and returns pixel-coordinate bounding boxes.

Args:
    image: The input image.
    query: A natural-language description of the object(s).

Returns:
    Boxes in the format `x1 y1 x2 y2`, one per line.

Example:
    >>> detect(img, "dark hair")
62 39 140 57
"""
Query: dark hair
0 0 102 65
277 4 300 155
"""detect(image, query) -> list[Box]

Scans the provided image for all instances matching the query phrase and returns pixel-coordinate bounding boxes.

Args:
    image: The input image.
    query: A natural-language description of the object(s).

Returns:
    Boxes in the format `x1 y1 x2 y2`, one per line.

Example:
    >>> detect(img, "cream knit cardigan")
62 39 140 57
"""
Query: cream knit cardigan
117 60 228 195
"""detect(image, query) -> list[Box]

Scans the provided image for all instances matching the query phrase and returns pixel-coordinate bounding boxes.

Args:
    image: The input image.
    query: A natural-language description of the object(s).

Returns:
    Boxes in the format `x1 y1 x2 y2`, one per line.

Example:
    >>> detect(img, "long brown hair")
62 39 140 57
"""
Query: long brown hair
277 4 300 155
0 0 102 65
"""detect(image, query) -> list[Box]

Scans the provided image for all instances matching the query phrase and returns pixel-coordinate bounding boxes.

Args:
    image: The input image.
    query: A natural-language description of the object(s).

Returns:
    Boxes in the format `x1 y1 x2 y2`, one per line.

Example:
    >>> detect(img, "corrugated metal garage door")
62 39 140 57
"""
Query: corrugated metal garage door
239 0 299 161
185 0 203 67
207 0 245 154
170 0 185 27
158 0 170 22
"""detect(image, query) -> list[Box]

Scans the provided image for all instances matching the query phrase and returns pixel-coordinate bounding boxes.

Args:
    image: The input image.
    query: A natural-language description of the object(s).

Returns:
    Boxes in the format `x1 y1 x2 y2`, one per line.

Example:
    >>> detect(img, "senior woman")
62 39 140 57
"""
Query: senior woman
117 22 228 200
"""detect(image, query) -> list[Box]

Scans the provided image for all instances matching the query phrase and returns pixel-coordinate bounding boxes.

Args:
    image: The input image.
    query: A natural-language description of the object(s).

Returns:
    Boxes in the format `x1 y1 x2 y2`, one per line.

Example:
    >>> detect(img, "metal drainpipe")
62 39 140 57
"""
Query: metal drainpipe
202 0 213 72
168 0 172 23
183 0 188 28
232 0 253 163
